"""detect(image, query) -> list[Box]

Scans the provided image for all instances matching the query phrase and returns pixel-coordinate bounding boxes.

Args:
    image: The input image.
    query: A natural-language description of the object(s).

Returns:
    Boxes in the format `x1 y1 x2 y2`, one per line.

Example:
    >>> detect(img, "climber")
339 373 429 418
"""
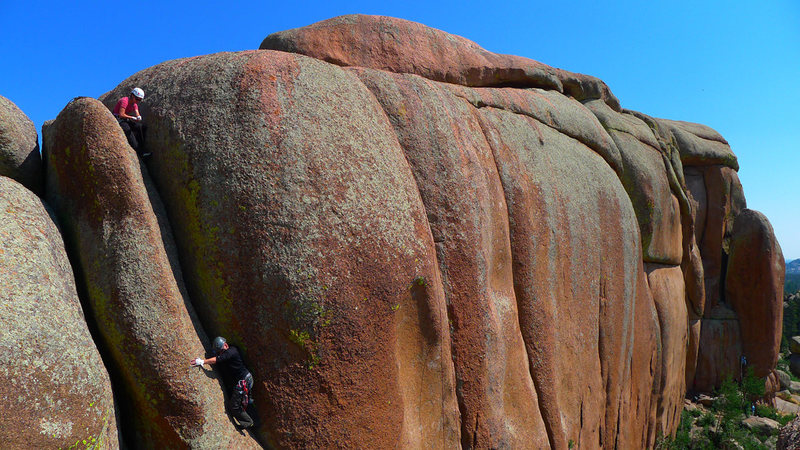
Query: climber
112 87 149 157
191 337 255 429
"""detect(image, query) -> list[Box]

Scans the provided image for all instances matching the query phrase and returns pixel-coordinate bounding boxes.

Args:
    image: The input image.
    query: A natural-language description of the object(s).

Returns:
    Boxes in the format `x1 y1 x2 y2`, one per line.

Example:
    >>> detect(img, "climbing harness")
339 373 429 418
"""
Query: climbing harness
236 378 250 410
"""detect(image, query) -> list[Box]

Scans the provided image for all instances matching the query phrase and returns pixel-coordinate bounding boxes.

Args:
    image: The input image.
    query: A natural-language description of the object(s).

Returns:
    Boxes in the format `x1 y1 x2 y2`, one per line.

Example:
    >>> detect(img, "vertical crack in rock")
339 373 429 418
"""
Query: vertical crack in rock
579 399 585 448
43 97 259 448
470 104 559 450
598 274 608 449
472 411 480 449
139 161 213 351
349 66 554 448
137 159 271 447
348 69 465 446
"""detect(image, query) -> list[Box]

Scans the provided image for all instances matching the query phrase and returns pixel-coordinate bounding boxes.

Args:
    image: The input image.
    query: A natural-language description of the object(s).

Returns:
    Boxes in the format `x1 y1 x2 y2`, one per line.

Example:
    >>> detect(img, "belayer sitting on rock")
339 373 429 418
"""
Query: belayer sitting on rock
191 336 255 429
112 87 149 156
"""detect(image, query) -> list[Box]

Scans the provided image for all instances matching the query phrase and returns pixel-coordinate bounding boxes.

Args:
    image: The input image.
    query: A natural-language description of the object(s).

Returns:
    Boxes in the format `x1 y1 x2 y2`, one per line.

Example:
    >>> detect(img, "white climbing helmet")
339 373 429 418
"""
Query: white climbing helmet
131 87 145 100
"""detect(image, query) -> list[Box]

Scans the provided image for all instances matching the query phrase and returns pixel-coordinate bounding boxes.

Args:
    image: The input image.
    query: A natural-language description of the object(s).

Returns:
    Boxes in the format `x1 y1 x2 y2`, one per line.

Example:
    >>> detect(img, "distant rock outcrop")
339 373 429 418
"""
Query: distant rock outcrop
0 176 118 448
2 14 786 449
0 95 42 194
787 259 800 274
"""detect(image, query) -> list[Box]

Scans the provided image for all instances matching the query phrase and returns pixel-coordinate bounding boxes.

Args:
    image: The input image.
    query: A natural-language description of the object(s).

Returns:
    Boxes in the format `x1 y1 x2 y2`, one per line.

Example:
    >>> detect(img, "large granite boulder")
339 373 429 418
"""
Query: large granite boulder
96 37 664 447
726 209 784 379
0 94 42 194
0 13 778 447
358 67 661 447
260 14 621 110
644 264 687 436
0 176 118 448
351 68 549 448
465 86 657 450
43 97 257 448
100 51 461 448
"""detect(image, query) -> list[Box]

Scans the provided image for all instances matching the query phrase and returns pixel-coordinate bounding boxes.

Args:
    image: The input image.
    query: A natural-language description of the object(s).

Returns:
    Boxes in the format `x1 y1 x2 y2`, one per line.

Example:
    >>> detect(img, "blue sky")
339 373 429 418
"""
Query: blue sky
2 1 797 259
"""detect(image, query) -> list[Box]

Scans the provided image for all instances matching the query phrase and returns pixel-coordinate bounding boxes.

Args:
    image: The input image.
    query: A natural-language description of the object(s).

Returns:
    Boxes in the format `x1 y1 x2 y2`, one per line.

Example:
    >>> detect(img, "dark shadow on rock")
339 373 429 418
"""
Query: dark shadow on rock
139 155 243 413
19 142 43 196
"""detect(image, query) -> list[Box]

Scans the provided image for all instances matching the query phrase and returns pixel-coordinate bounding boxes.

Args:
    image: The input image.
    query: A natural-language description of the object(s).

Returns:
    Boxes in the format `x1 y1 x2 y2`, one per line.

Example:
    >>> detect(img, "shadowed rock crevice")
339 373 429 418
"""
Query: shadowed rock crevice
43 97 259 448
136 158 266 445
351 66 548 449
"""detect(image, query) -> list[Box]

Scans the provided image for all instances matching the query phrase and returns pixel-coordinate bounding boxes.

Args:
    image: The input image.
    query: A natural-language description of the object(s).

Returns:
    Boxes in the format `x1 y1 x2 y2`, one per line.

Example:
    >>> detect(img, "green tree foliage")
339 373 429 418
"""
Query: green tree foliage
786 273 800 295
657 369 793 449
782 292 800 352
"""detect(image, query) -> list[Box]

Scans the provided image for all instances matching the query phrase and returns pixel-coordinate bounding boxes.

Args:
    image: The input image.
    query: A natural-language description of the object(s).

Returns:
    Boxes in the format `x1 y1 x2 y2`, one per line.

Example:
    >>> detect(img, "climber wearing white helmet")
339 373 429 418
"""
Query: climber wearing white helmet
112 87 148 156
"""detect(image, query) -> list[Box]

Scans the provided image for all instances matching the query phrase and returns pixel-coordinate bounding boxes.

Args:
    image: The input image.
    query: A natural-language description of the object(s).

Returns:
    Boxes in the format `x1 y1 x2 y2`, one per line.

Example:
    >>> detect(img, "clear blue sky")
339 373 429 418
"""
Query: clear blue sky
2 1 797 259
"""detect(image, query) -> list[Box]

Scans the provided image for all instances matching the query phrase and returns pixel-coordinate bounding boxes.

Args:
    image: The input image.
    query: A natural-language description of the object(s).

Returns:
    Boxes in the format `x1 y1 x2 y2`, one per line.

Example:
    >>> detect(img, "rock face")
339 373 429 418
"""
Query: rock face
0 94 42 194
353 67 660 448
778 415 800 450
741 416 780 433
643 264 687 435
260 14 621 110
100 52 461 449
5 13 783 448
351 68 550 448
585 101 682 265
0 176 118 448
663 118 766 394
43 97 257 448
726 209 784 380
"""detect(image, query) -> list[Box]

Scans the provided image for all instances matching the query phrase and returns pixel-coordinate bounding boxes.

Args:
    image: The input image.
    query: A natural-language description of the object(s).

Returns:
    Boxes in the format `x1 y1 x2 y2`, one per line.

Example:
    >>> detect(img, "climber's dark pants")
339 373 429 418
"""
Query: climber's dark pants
117 118 146 154
230 373 254 428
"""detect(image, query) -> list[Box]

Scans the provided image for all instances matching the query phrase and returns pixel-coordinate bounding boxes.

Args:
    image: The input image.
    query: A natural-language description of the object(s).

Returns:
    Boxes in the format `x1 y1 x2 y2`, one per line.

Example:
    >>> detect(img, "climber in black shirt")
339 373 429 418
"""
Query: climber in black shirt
191 336 254 429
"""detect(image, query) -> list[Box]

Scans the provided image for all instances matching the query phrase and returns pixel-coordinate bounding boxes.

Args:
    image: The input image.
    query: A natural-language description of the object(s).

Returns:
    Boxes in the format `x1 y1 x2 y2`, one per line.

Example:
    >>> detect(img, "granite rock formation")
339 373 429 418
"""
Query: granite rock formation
0 94 42 194
2 13 786 449
0 176 118 448
726 209 785 384
43 97 258 448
